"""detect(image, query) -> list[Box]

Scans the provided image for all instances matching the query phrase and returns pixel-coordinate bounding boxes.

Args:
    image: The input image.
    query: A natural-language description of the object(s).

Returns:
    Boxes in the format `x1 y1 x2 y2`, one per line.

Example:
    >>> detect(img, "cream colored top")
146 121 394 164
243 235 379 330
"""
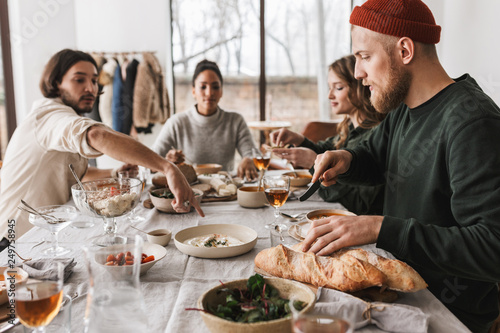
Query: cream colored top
0 98 104 239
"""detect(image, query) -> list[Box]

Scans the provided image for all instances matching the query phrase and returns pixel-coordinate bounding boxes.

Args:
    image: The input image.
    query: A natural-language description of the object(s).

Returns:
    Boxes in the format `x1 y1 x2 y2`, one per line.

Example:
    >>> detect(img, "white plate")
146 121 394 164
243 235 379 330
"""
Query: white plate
288 221 310 241
174 224 257 258
96 242 167 275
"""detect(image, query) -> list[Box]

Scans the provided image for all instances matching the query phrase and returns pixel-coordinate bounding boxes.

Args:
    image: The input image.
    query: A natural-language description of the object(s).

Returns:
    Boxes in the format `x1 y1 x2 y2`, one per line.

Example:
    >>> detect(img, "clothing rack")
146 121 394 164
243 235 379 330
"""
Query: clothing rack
88 50 157 57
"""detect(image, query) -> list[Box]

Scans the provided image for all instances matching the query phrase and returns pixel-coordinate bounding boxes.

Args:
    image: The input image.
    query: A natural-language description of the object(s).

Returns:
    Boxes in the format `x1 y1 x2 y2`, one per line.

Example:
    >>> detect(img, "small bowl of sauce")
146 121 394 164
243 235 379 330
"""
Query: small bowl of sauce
147 229 172 246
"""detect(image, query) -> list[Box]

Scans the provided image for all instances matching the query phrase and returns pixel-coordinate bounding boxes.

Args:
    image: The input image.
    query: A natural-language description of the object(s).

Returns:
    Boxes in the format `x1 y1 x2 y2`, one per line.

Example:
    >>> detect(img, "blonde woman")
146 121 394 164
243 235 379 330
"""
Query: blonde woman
271 55 385 214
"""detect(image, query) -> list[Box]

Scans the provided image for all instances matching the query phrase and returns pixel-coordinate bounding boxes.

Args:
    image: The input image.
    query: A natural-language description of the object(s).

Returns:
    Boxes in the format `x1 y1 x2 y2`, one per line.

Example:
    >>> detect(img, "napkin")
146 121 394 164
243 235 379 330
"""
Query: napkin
22 258 76 282
312 288 429 333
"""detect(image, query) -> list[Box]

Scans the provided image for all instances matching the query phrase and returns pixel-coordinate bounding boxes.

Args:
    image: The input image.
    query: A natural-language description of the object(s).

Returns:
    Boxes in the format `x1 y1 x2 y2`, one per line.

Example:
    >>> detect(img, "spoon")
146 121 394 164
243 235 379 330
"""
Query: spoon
68 164 94 213
12 250 31 263
274 225 285 243
130 225 149 235
68 164 86 195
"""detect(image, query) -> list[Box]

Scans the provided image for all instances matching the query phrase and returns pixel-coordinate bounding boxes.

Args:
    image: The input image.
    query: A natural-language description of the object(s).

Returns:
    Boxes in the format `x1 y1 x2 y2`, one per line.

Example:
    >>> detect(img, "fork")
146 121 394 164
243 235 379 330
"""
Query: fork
18 200 62 224
280 212 306 221
12 250 32 263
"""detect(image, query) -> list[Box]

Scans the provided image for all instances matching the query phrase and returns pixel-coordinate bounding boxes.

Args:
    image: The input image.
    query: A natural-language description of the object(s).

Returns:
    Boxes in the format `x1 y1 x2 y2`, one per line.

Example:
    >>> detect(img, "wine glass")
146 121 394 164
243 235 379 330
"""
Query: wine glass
263 175 290 231
252 147 271 186
27 205 78 257
118 169 146 223
4 262 64 333
71 178 143 246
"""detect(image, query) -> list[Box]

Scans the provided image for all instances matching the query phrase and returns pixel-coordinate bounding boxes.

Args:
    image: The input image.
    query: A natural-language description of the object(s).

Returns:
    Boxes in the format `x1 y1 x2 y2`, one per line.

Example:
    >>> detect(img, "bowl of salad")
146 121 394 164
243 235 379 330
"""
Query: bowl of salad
149 187 203 213
196 274 315 333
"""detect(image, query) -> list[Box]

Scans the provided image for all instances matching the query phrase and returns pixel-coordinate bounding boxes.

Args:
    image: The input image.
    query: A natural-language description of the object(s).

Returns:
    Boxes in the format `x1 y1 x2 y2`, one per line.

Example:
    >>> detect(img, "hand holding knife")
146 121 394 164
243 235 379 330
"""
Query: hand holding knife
299 176 323 201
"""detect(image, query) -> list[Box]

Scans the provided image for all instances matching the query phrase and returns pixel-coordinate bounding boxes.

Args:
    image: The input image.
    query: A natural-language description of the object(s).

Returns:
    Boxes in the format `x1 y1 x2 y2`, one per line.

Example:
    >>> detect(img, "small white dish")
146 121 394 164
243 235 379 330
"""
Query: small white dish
147 229 172 246
174 224 257 259
97 242 167 275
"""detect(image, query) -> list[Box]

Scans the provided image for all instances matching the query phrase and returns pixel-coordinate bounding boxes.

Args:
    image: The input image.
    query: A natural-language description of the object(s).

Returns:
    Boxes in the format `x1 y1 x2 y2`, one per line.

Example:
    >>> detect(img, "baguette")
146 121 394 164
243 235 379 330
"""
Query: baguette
254 244 386 292
333 248 427 292
290 243 427 292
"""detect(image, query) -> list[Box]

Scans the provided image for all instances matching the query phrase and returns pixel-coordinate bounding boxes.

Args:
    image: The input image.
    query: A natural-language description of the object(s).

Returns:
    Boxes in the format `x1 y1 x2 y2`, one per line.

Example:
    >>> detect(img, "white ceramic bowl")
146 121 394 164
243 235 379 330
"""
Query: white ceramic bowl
174 224 257 258
147 229 172 246
282 171 313 187
197 277 316 333
96 242 167 275
194 164 222 175
237 186 267 208
149 188 203 213
0 267 29 305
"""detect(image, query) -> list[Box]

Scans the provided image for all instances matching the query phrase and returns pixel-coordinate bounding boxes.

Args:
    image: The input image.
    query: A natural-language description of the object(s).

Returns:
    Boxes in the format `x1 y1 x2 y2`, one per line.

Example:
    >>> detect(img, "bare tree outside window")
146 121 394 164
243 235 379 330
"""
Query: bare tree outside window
0 42 6 159
172 0 351 134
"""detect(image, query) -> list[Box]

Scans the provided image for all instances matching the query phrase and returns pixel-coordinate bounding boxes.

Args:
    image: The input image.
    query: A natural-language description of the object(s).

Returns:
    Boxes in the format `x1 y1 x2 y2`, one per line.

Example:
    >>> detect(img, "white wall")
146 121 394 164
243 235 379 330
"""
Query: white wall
427 0 500 105
9 0 77 121
73 0 169 69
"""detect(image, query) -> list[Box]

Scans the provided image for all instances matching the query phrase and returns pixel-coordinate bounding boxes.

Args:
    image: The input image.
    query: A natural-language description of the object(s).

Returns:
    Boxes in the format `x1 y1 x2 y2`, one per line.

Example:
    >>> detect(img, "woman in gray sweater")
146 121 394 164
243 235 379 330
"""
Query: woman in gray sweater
152 60 258 180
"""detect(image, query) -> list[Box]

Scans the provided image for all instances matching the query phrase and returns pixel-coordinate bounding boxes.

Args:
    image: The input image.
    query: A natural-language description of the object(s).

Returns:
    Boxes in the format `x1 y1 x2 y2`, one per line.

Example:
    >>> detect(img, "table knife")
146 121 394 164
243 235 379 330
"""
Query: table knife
299 177 322 201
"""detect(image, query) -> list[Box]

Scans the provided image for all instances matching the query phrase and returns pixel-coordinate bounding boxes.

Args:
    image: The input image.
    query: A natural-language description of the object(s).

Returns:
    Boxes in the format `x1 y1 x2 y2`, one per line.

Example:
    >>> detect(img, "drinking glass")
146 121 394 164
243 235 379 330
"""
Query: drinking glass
252 147 271 186
263 175 290 230
118 169 146 223
28 205 78 256
289 297 354 333
83 235 148 332
71 178 143 247
4 262 64 333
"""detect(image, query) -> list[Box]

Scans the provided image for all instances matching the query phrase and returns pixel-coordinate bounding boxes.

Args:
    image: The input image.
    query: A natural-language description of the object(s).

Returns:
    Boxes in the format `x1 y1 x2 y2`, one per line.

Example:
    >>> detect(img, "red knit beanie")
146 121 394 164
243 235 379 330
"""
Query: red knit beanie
350 0 441 44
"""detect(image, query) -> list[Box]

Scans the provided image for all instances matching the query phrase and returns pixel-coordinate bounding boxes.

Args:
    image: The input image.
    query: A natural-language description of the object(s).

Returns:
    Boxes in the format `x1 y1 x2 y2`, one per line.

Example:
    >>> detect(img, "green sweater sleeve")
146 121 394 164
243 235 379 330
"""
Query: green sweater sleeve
300 136 336 154
376 117 500 282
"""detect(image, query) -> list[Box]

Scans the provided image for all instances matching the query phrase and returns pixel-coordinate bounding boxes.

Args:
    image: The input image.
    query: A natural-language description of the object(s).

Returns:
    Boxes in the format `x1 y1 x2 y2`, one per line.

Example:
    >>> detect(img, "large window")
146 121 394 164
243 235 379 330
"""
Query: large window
172 0 353 134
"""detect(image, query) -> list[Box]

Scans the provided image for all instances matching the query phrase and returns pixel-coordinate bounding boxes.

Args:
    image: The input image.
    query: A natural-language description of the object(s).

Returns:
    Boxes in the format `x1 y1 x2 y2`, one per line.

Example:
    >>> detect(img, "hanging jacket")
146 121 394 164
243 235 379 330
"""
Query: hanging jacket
111 63 124 132
122 59 139 135
133 52 170 131
98 59 117 128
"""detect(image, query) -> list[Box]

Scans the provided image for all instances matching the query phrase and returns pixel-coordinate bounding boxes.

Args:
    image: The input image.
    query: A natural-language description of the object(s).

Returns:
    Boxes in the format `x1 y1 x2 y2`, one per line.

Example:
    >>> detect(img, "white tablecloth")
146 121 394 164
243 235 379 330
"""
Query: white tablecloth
2 171 471 333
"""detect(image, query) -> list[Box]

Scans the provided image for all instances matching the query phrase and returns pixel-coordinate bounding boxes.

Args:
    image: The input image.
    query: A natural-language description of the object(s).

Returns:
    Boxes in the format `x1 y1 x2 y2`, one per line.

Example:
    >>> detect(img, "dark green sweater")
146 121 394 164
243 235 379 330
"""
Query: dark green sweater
301 126 384 215
341 74 500 333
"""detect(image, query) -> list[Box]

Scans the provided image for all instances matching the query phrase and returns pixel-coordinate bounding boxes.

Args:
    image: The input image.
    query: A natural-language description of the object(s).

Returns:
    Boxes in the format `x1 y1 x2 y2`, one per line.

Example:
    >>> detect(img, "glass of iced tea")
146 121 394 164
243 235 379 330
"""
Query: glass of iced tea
263 175 290 230
252 147 271 186
4 262 64 332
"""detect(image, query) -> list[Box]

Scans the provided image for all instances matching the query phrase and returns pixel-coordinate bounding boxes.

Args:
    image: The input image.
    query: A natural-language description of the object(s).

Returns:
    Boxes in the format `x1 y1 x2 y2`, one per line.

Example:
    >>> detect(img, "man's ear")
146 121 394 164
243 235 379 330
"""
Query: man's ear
397 37 415 65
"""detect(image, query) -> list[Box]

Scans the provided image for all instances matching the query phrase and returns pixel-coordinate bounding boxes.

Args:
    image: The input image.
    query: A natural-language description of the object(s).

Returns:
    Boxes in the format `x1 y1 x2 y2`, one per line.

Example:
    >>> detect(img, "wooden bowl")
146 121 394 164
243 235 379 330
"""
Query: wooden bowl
283 171 312 187
197 277 316 333
194 164 222 175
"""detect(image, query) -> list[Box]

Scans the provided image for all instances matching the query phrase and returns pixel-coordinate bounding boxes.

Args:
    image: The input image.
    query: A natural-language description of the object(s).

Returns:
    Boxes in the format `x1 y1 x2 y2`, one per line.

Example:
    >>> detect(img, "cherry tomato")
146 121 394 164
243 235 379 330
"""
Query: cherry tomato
142 255 155 263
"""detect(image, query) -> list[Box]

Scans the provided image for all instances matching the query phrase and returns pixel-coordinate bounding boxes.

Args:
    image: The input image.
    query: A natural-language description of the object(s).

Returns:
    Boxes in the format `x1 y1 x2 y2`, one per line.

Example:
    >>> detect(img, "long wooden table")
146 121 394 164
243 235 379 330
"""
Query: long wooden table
2 170 471 332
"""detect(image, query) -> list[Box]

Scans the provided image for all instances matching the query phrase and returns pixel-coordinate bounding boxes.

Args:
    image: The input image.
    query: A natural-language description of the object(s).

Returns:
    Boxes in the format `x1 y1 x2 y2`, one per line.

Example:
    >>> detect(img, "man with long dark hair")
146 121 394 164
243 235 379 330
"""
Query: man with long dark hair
0 49 203 245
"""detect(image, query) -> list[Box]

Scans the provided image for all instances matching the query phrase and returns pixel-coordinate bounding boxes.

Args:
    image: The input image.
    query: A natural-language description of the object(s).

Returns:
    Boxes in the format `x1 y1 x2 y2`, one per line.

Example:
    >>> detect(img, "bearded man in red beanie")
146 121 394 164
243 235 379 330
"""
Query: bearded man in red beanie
302 0 500 332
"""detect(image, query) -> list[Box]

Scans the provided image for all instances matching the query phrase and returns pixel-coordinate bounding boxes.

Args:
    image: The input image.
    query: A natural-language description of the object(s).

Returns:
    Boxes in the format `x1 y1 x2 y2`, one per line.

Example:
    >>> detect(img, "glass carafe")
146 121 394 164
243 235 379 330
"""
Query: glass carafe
83 235 148 332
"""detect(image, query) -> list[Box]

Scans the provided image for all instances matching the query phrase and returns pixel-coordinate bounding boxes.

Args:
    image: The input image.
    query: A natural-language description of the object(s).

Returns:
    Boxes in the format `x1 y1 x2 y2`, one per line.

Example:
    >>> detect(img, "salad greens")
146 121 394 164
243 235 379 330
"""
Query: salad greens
208 274 307 323
151 189 200 199
151 189 175 199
